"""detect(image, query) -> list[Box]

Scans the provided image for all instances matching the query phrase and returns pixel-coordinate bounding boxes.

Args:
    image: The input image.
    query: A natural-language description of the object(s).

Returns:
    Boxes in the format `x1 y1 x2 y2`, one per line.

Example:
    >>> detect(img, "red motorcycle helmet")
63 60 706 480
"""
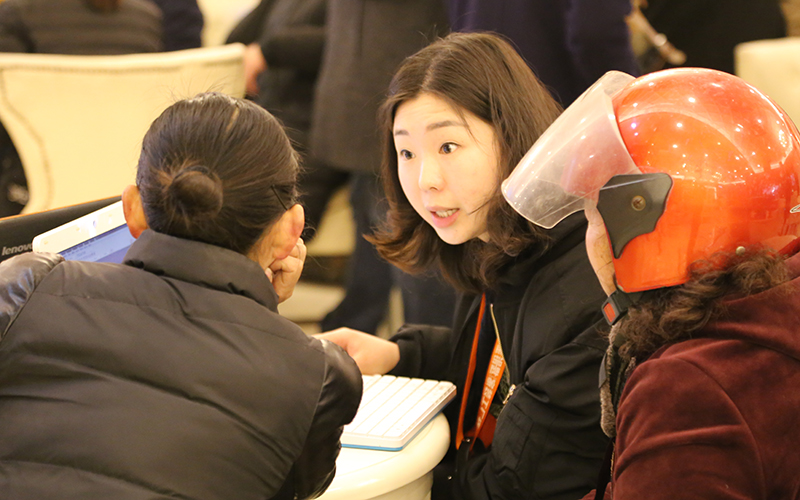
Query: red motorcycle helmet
504 68 800 293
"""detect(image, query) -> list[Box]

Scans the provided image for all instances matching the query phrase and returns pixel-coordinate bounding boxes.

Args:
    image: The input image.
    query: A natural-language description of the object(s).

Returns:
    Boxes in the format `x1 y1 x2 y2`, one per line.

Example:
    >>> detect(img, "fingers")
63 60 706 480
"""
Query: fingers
270 239 306 273
269 239 307 303
315 329 400 375
295 238 307 262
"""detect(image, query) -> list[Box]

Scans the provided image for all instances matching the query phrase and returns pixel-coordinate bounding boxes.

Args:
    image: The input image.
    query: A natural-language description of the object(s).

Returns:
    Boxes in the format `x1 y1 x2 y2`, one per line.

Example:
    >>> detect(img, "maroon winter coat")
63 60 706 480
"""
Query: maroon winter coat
587 251 800 499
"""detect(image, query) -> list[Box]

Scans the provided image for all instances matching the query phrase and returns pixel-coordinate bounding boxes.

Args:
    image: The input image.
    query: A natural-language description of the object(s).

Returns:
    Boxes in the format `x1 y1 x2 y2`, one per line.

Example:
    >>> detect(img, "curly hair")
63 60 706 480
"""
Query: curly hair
617 248 790 360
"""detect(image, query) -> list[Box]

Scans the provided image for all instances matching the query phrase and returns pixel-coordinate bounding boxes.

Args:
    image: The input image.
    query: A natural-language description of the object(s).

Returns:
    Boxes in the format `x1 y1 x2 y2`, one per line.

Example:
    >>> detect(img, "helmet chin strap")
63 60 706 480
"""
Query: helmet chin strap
602 288 643 326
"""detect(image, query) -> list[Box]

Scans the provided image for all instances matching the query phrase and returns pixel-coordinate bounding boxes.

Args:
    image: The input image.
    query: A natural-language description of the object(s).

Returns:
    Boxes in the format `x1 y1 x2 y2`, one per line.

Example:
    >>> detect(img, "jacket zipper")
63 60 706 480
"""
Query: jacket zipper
490 303 516 406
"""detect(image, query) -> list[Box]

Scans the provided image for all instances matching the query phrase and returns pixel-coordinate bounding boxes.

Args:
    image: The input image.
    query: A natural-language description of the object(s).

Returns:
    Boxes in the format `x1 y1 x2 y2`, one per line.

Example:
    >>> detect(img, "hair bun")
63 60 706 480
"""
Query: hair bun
166 165 224 217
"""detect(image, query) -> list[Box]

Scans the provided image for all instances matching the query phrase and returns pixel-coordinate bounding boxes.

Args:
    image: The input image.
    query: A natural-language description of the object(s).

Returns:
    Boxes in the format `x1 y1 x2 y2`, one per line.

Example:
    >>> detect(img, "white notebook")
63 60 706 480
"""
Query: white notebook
342 374 456 451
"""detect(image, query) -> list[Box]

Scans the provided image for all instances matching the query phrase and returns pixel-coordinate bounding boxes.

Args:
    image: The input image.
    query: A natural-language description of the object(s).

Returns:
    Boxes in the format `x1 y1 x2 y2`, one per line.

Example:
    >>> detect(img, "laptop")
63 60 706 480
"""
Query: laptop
0 196 120 263
31 200 134 264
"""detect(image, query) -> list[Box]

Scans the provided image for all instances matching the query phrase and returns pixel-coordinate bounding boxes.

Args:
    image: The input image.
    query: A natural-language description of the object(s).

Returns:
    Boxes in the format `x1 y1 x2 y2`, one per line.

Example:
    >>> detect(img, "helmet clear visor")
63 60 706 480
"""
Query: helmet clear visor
503 71 641 228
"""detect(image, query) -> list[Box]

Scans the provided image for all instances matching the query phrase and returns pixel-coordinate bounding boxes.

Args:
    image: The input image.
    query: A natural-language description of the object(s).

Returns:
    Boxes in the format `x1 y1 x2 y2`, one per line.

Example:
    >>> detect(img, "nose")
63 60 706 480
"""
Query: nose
418 157 444 191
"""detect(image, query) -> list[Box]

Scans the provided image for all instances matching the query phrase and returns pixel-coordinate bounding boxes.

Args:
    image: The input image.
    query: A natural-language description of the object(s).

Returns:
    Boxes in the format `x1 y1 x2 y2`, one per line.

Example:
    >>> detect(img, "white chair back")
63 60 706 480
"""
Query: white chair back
735 37 800 127
0 43 245 213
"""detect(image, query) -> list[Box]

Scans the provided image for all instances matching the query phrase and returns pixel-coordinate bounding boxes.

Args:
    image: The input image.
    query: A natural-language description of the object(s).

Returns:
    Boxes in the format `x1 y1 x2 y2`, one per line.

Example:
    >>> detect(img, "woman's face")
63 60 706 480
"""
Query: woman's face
584 203 617 296
393 93 500 245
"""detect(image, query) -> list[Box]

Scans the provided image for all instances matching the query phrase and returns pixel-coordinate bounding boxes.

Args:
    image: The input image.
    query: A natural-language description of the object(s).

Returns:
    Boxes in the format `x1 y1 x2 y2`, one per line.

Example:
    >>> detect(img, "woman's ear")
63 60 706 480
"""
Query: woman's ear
248 204 306 268
271 203 305 259
122 185 148 239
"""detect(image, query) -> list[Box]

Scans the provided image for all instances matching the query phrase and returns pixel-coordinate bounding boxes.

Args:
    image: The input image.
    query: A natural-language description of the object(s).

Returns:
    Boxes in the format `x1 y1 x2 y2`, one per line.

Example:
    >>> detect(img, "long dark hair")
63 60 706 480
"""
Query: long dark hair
617 248 790 360
136 92 299 255
371 32 563 293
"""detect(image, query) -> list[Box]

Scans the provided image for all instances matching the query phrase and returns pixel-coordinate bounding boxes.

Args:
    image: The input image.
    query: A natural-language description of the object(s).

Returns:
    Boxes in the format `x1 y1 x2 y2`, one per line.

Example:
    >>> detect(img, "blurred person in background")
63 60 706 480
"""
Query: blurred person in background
225 0 340 289
447 0 640 106
782 0 800 36
226 0 325 153
151 0 203 51
306 0 456 335
638 0 786 74
0 0 162 54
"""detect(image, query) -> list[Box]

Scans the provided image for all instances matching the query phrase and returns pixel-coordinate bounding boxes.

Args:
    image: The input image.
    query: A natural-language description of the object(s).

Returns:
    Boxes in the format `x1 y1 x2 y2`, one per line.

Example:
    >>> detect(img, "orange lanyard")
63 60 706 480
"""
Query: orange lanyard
455 294 506 451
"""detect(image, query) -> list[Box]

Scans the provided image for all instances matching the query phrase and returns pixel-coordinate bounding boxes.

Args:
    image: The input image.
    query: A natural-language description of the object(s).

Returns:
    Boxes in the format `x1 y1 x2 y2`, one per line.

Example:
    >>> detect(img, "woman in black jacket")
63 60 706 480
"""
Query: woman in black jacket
320 33 608 500
0 93 361 500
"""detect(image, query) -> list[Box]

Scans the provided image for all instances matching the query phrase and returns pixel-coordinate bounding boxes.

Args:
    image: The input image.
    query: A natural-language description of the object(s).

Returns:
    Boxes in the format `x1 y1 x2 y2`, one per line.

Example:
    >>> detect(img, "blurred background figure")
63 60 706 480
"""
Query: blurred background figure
225 0 335 329
447 0 641 106
151 0 203 51
304 0 456 335
636 0 786 74
225 0 325 152
782 0 800 36
0 0 162 54
0 0 164 217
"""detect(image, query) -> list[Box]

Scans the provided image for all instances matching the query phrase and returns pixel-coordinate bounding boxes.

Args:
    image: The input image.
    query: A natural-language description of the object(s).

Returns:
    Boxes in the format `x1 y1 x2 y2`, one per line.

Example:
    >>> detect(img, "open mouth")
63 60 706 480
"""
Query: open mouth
428 207 460 228
433 209 458 218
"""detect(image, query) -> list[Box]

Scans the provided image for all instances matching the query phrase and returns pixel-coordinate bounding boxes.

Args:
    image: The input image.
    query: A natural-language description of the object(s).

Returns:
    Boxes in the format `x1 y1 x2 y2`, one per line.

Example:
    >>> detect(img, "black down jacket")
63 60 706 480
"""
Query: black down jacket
0 229 361 500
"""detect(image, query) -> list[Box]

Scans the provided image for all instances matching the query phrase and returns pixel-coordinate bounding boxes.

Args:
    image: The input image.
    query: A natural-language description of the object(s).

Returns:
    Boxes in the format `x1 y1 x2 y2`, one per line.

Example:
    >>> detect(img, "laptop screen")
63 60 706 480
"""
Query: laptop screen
32 201 135 264
59 224 135 264
0 197 120 263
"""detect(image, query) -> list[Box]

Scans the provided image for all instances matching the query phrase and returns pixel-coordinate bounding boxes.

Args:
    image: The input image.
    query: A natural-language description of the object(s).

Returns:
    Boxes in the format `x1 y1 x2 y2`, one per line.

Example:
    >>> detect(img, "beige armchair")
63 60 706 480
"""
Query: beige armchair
735 37 800 127
0 43 246 213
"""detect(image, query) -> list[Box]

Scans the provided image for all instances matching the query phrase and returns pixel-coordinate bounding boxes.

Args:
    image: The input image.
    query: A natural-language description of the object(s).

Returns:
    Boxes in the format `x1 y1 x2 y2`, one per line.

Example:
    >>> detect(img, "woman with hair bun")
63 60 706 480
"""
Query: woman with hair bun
0 92 362 500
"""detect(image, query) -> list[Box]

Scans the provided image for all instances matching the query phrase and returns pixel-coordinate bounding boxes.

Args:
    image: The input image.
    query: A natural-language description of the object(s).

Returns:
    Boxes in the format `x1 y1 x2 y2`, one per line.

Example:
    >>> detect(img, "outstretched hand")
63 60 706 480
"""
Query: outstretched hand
266 238 306 303
316 328 400 375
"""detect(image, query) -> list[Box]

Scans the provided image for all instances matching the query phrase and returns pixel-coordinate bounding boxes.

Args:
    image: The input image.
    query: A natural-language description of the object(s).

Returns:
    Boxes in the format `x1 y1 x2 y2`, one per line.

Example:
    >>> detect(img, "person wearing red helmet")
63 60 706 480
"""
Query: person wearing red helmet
504 67 800 499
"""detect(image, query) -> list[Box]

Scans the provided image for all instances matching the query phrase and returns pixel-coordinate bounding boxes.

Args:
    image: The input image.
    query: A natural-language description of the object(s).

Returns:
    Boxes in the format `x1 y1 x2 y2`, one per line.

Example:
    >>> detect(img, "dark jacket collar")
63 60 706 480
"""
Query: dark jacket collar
123 230 279 311
492 211 588 299
452 211 590 337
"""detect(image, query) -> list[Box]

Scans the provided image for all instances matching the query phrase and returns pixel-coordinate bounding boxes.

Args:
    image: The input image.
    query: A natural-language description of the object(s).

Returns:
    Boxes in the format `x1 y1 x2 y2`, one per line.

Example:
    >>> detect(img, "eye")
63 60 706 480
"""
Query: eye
440 142 458 154
398 149 415 160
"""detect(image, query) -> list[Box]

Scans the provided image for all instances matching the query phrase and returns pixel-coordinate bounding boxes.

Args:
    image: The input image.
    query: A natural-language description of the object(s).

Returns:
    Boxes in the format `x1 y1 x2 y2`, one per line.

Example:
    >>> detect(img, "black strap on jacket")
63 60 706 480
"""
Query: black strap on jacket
593 441 615 500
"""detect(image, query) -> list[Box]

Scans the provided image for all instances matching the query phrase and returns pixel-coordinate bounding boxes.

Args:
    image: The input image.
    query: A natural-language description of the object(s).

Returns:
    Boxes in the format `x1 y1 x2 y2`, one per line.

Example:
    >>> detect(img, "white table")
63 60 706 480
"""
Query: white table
319 414 451 500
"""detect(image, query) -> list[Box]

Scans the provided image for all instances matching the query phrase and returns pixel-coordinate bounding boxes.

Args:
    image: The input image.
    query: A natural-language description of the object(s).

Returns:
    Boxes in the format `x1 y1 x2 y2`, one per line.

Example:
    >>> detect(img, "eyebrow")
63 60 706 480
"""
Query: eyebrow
393 119 468 136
